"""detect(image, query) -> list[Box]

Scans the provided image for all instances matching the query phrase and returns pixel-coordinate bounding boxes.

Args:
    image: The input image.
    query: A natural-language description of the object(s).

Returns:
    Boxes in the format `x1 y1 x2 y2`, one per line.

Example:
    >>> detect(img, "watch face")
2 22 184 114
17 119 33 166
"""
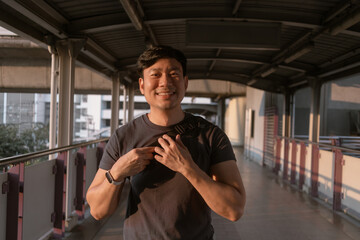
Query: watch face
105 171 113 183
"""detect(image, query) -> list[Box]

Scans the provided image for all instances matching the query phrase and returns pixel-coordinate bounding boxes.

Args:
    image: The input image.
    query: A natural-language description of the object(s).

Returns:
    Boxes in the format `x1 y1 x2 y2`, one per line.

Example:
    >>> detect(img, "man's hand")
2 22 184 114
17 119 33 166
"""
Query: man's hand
154 134 194 175
110 147 155 180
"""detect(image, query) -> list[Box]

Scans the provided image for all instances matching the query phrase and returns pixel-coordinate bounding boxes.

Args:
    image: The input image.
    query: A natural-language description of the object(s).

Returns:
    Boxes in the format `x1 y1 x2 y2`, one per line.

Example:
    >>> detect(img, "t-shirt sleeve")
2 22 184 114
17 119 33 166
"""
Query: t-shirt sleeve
210 126 236 165
98 131 121 170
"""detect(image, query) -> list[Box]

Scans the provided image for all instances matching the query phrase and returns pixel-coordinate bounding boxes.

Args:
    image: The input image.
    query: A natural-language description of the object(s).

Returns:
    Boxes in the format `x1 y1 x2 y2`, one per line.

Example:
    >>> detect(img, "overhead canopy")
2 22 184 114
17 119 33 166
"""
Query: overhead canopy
1 0 360 93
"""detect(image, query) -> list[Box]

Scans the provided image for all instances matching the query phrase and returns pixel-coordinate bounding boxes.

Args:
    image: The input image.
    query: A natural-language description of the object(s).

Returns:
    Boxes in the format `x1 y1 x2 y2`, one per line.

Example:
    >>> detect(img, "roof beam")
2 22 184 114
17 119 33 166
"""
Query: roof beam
2 0 67 39
232 0 243 15
119 0 158 46
329 7 360 35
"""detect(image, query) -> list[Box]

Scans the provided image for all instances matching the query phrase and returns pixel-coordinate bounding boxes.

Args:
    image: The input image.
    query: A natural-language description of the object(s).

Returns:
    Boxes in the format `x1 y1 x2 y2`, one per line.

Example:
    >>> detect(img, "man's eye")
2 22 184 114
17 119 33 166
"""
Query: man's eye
170 72 179 76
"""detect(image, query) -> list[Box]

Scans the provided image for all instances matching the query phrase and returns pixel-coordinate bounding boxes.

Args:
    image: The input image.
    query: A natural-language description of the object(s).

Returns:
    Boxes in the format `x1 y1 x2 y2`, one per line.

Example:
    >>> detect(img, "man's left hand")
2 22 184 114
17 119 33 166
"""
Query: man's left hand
154 134 194 174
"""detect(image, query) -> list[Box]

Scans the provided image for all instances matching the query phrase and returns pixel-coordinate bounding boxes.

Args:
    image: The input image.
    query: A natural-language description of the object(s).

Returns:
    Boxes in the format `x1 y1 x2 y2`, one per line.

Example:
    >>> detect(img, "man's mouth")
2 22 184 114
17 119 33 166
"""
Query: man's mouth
155 89 176 96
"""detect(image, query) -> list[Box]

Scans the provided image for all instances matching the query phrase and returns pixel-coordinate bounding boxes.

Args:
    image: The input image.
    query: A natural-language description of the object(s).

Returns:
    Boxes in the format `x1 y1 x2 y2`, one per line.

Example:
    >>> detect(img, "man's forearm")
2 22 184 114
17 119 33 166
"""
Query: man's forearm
182 163 245 222
87 175 124 220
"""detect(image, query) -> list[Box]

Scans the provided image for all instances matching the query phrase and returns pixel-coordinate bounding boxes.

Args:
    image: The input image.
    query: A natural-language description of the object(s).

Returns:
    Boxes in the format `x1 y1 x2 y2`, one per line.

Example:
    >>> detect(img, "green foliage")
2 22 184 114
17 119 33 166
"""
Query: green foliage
0 123 49 159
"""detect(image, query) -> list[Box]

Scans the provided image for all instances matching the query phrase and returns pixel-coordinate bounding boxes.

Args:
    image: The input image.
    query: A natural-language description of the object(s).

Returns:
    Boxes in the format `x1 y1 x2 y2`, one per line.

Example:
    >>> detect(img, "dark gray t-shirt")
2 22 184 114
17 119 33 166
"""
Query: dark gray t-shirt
99 113 236 240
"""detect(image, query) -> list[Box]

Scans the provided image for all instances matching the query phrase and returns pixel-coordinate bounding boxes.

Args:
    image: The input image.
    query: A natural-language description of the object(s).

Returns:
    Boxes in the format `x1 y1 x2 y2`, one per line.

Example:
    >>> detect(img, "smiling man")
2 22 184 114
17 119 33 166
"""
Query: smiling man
86 45 246 240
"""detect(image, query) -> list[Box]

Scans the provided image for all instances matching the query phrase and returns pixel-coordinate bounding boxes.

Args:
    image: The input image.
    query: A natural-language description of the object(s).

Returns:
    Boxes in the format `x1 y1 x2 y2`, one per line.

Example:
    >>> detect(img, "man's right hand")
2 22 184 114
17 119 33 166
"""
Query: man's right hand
110 146 155 181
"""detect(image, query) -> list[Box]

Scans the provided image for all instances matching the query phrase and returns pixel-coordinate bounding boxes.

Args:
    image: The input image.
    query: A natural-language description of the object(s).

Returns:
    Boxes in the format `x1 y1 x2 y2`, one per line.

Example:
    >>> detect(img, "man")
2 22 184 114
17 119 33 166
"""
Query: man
86 45 246 239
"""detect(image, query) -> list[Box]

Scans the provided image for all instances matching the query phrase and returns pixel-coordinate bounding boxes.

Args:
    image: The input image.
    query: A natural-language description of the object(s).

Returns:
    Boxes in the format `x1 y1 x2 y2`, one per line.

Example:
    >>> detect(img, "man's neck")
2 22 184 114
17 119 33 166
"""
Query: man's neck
147 108 185 126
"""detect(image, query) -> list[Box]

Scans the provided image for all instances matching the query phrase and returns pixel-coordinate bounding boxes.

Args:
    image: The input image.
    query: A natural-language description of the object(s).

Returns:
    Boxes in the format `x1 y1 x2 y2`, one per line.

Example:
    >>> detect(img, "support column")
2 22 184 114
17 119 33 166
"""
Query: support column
55 38 86 231
110 73 120 135
48 45 59 151
123 85 128 125
309 78 322 197
217 98 225 129
56 38 86 147
128 83 135 122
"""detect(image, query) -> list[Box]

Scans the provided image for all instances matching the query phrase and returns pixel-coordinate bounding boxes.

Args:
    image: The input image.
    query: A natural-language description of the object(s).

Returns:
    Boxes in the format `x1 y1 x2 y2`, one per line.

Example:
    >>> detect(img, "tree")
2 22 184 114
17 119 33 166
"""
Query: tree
0 124 26 158
0 123 49 159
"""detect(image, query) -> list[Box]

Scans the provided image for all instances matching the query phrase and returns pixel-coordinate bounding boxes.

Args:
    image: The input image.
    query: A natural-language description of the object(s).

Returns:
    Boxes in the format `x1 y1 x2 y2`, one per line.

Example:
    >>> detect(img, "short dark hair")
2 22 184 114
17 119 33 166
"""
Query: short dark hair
136 45 187 78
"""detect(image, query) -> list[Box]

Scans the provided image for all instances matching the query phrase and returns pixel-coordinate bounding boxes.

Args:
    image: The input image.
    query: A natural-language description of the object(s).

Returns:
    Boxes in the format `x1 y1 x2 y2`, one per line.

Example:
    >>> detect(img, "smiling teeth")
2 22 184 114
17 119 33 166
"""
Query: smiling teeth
157 92 173 96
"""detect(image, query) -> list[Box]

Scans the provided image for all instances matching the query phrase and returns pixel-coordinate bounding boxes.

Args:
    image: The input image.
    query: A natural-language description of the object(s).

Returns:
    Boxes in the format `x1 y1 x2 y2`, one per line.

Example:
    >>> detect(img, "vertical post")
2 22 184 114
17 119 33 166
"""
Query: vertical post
110 73 120 135
217 98 225 129
3 93 7 123
123 85 128 125
308 78 322 197
333 148 343 211
299 141 306 190
96 142 106 168
290 140 297 184
311 144 319 197
6 163 25 240
128 83 135 122
282 92 292 180
56 39 86 228
283 138 289 180
48 45 59 152
56 38 86 147
274 137 281 174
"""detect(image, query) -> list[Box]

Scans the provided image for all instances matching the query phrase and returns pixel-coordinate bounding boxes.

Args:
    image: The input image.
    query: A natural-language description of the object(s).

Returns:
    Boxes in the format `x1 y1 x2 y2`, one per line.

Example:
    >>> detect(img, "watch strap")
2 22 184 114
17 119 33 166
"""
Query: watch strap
105 170 124 185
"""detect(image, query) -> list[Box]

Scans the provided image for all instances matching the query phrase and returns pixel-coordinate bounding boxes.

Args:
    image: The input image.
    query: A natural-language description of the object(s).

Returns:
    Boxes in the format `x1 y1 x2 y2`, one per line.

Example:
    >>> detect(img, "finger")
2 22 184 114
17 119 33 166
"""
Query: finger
176 134 186 148
158 137 169 148
154 146 165 155
154 154 162 162
162 134 176 145
139 146 156 153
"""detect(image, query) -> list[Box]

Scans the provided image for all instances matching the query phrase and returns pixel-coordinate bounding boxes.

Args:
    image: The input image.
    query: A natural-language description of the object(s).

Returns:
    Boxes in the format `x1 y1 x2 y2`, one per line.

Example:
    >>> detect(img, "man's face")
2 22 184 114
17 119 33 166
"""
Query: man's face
139 58 188 112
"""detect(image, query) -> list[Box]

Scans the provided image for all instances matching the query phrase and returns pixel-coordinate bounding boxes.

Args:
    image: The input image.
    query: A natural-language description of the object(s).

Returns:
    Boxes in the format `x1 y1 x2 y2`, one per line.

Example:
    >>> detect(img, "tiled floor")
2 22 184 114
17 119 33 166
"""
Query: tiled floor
66 147 360 240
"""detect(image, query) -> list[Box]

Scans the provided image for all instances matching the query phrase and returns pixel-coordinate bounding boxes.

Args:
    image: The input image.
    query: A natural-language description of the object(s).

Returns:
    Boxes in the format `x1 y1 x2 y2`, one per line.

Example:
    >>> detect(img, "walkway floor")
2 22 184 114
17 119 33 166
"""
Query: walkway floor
66 147 360 240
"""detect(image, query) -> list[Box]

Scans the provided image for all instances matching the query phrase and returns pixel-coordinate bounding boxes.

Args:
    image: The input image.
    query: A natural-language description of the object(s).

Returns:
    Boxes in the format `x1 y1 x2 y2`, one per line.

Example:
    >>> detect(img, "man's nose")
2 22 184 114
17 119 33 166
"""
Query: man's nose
159 73 173 87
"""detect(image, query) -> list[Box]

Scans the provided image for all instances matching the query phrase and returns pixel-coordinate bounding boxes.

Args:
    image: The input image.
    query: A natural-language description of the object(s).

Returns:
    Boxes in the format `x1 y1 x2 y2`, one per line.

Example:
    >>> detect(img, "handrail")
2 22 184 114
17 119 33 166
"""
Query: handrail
276 136 360 154
0 137 110 167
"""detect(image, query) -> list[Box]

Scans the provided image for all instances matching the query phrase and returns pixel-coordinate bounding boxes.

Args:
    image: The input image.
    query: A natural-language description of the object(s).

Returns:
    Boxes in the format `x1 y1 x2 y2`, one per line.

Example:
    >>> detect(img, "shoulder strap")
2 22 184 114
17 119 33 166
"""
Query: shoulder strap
173 115 210 135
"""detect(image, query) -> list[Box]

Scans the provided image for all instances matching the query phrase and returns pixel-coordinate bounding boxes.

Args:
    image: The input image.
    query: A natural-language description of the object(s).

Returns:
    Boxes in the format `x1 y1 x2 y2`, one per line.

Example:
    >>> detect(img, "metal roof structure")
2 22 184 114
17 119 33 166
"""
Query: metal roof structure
1 0 360 93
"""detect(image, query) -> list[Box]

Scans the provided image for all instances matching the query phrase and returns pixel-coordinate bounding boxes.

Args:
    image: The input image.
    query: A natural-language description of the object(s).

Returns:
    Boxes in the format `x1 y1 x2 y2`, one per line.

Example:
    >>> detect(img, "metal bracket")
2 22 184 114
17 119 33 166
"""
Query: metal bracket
52 164 57 174
51 212 56 223
2 181 10 194
341 159 345 166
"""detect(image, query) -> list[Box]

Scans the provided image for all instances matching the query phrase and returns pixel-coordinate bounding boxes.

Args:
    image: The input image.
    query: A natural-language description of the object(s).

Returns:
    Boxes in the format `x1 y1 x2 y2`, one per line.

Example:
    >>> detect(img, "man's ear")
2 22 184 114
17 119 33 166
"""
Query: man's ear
139 78 144 94
184 76 188 90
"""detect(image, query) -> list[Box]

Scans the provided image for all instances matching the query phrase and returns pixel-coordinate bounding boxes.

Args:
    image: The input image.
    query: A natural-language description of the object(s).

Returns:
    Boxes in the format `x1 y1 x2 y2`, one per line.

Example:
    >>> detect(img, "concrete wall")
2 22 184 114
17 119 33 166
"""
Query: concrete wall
244 86 265 165
224 97 246 146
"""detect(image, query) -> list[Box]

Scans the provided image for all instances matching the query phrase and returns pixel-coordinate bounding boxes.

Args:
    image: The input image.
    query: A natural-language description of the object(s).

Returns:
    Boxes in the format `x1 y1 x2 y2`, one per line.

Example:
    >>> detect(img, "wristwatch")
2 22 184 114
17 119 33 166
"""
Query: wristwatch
105 170 124 185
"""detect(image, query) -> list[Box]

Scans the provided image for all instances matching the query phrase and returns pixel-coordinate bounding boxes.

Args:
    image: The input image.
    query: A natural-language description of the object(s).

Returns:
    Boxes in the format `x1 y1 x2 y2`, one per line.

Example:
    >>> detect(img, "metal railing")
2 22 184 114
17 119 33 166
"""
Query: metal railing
0 137 109 240
273 135 360 221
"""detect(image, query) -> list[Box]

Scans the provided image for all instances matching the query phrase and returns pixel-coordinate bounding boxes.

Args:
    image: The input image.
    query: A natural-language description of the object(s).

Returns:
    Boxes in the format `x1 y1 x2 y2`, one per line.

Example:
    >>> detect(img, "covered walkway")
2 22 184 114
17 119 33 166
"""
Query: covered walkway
65 147 360 240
